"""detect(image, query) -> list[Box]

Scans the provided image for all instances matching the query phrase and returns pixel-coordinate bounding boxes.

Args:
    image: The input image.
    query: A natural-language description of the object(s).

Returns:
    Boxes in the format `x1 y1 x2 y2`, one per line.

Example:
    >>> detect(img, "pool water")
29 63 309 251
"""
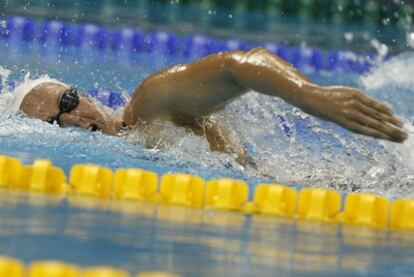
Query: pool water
1 0 410 54
0 38 413 198
1 191 414 277
0 12 414 277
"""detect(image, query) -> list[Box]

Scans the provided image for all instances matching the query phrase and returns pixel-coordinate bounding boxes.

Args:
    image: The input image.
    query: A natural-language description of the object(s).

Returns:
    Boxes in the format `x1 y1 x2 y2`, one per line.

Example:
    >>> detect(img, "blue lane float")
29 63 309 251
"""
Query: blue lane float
0 16 377 73
86 88 127 108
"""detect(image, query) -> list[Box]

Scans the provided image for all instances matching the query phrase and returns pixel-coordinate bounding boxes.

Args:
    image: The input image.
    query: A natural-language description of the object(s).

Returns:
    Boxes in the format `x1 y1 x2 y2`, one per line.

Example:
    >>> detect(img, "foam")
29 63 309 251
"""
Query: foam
361 52 414 90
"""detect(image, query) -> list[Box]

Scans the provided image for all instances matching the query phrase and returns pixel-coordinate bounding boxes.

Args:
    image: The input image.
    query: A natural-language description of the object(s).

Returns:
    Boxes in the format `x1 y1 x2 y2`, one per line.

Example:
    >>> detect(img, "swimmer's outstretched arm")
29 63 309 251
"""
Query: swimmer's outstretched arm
123 48 407 143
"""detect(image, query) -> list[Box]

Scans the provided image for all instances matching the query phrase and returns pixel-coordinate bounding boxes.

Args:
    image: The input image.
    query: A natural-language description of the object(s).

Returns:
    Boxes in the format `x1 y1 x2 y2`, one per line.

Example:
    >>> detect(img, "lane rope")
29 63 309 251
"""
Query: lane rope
0 16 380 74
1 155 413 231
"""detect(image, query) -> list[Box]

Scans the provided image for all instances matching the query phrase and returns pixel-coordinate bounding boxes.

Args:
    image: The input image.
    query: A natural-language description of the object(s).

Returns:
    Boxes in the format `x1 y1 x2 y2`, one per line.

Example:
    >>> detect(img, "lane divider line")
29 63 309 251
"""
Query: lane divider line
0 154 413 231
0 16 378 74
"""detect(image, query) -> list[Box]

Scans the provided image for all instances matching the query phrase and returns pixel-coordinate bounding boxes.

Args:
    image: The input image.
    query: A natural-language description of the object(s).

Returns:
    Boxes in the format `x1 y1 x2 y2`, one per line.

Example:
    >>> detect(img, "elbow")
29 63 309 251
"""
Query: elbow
226 47 270 70
224 50 246 84
225 47 270 85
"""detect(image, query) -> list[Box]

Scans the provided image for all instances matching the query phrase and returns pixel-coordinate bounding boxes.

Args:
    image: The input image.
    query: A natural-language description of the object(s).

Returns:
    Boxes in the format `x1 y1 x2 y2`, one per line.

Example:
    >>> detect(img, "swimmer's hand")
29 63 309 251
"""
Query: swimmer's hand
302 86 408 142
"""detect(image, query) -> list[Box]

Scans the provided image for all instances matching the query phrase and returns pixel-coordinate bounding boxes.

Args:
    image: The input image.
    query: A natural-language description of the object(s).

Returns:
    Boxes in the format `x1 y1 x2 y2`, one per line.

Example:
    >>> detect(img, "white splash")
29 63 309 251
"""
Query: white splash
370 38 389 59
361 52 414 90
0 66 10 93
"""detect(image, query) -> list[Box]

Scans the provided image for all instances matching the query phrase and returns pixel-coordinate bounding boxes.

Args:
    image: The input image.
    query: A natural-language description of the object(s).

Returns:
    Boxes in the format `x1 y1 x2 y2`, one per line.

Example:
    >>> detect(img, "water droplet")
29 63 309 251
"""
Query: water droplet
408 33 414 48
344 32 354 42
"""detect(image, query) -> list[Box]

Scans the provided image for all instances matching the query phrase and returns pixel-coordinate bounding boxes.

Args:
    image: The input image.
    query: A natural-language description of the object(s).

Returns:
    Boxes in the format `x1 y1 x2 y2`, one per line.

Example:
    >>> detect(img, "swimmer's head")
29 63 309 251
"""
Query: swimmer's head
19 82 121 135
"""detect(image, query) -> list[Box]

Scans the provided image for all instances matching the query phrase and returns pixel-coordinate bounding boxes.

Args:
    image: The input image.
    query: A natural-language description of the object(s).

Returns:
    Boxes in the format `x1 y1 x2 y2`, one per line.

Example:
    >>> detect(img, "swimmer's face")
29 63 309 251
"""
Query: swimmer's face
20 82 120 135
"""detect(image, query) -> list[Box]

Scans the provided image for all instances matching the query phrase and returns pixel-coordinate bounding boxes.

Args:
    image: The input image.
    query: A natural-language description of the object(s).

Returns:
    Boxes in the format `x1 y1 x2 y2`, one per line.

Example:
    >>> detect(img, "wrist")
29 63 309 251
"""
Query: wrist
295 84 328 116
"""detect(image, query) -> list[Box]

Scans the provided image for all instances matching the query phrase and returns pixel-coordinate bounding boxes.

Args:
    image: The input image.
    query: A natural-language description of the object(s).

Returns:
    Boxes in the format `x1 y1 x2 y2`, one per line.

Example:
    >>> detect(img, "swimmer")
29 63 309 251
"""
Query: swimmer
11 48 408 163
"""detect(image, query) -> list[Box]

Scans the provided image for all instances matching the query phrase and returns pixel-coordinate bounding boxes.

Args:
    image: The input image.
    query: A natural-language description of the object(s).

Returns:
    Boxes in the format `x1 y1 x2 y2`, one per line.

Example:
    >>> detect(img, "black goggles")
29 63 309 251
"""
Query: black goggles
47 87 80 125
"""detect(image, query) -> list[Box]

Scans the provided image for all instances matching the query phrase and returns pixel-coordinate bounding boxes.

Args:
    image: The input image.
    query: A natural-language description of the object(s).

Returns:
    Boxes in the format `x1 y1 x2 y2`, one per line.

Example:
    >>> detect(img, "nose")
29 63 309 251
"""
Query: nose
58 97 120 135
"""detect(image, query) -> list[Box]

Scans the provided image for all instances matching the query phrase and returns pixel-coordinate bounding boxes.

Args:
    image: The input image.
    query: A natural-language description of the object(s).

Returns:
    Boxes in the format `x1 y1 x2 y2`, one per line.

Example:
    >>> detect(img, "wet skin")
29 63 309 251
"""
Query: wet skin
20 48 408 158
20 82 120 135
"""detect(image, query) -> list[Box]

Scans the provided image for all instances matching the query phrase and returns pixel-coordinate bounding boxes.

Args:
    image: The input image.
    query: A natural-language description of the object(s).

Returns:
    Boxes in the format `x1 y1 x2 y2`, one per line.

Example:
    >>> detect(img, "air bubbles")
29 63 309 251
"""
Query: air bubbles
382 17 391 26
344 32 354 42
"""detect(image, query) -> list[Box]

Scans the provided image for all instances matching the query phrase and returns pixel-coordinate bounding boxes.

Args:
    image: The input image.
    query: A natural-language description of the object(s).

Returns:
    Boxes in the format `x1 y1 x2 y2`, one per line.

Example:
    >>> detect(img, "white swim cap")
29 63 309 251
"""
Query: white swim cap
4 75 66 117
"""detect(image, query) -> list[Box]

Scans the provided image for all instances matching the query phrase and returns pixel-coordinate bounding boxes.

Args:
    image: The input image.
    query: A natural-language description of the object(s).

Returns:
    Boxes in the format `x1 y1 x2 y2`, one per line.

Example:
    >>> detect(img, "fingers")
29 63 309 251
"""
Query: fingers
320 86 407 142
352 90 394 115
345 122 397 142
339 88 408 142
354 101 404 128
345 110 408 142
